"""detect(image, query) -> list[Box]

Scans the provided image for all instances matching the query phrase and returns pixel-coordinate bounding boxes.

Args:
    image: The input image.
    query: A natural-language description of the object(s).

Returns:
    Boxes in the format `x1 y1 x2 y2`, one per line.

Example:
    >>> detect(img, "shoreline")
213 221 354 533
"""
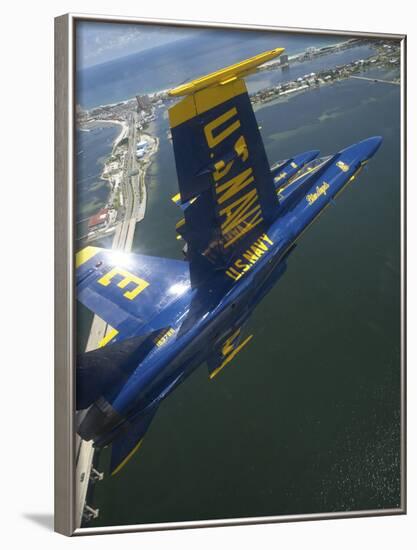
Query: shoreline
77 119 129 237
81 115 159 244
77 38 400 240
82 118 128 149
76 118 158 526
78 37 399 239
78 38 358 113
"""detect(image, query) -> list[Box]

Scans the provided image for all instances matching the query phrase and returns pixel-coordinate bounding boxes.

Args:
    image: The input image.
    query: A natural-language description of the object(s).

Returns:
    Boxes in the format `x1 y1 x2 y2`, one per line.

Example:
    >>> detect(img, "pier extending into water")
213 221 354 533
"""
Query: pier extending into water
350 75 400 85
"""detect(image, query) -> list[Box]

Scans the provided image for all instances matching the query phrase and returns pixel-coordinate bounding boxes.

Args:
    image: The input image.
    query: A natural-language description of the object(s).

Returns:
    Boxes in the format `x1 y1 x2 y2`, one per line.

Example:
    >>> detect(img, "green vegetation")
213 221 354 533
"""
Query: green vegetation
112 192 121 210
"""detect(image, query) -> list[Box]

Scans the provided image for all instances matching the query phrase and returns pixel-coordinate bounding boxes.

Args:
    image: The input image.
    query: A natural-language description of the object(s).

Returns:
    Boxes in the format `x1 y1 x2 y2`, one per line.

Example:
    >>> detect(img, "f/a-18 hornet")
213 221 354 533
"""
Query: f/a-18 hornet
76 48 382 475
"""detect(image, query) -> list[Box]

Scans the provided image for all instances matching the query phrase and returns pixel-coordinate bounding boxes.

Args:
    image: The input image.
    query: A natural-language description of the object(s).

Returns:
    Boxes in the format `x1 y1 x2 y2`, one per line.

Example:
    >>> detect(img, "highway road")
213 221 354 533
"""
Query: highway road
74 111 156 527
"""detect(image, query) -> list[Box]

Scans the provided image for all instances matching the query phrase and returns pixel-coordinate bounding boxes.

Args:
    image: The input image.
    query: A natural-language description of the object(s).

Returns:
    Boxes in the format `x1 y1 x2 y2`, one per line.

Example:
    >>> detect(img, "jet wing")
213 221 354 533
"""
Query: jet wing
76 246 190 344
110 404 158 476
207 327 253 379
171 192 196 211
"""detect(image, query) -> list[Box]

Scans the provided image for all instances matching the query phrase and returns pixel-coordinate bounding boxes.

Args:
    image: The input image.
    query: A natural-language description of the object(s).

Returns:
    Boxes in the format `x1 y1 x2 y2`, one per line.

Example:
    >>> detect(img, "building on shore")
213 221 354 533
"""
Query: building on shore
136 94 151 112
88 208 109 231
136 138 149 159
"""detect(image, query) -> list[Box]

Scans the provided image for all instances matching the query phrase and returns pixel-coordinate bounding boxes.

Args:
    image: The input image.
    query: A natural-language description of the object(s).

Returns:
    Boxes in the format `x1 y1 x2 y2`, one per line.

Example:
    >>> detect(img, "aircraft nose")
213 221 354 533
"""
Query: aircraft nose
340 136 383 163
359 136 383 159
307 149 321 161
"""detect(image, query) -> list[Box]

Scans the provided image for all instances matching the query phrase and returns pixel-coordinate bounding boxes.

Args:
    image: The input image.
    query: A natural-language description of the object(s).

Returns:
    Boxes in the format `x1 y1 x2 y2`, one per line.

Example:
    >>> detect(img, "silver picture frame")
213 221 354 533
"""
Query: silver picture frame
55 13 406 536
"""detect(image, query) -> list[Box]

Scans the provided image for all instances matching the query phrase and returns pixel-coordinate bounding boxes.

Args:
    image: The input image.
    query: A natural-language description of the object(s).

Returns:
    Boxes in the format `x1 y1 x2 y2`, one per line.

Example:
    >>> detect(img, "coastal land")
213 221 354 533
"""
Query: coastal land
76 37 400 249
75 109 158 527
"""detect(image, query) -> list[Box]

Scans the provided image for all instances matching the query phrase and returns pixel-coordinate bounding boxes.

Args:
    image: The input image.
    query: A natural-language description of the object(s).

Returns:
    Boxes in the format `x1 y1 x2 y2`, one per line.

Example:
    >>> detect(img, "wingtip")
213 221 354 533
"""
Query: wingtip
110 439 144 476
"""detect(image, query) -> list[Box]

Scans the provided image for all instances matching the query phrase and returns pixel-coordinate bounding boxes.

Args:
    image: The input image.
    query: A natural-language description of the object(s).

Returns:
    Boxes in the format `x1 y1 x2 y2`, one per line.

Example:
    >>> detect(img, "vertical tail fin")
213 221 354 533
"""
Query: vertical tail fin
168 48 284 283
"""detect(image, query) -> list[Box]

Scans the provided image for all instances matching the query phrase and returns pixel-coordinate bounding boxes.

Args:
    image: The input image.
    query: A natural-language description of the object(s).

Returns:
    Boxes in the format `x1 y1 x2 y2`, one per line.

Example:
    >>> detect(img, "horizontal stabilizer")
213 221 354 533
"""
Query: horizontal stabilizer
76 331 160 410
110 405 158 476
76 247 190 340
171 193 195 211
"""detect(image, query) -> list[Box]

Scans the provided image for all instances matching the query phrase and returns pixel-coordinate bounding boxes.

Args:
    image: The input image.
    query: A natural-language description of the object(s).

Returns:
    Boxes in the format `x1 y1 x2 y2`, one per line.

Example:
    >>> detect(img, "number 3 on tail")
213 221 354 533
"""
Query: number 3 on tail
97 267 149 300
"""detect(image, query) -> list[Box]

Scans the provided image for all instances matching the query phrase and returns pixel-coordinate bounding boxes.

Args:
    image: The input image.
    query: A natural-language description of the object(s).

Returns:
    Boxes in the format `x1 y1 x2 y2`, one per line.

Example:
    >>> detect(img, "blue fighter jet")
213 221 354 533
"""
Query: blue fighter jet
76 48 382 475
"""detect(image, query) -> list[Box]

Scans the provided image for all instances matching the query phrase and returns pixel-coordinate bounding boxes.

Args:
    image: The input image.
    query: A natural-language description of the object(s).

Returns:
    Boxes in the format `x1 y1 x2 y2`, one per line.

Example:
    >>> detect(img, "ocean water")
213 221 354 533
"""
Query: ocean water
75 125 120 224
77 28 344 109
76 30 402 527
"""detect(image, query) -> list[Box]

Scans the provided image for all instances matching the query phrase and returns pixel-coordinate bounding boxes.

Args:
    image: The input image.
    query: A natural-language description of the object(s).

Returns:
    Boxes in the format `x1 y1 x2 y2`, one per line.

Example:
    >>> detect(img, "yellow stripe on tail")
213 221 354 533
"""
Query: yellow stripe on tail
169 48 284 97
75 246 100 268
